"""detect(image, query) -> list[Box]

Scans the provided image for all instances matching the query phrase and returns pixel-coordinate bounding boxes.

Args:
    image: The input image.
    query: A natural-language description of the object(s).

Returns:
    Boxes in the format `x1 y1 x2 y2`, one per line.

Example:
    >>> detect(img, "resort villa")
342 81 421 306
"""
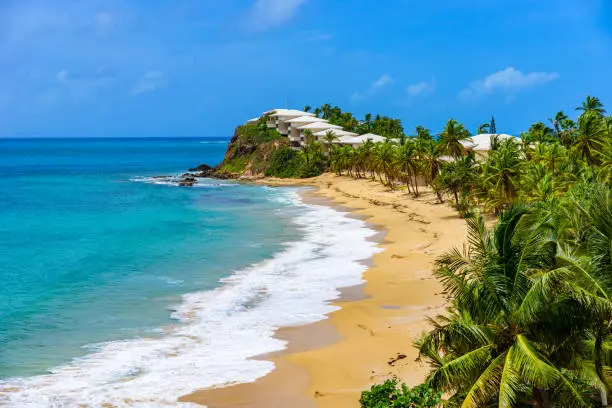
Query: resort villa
248 108 387 149
249 108 518 156
460 133 519 160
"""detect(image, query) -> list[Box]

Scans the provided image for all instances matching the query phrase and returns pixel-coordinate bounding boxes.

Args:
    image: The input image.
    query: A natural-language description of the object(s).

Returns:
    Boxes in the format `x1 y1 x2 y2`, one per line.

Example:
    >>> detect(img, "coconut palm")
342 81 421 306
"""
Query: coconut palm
322 130 339 159
436 156 475 206
415 125 433 141
575 112 606 166
418 139 443 186
439 119 470 158
482 138 523 211
394 140 420 195
577 96 606 116
477 123 490 134
373 141 396 187
301 129 316 164
417 206 610 407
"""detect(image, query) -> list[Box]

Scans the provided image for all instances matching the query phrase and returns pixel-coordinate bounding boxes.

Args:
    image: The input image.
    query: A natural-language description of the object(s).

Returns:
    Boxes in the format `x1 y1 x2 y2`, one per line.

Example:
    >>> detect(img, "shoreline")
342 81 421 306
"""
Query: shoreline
182 173 467 407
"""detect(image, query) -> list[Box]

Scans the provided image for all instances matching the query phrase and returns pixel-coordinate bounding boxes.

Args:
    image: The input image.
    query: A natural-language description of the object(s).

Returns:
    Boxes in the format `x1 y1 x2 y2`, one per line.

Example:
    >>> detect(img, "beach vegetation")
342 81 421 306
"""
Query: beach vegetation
265 146 304 178
304 96 612 407
359 378 442 408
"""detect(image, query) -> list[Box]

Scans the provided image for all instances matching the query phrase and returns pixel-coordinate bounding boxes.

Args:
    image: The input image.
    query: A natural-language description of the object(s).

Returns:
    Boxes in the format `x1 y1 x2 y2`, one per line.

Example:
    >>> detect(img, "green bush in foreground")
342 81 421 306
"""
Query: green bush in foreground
359 378 442 408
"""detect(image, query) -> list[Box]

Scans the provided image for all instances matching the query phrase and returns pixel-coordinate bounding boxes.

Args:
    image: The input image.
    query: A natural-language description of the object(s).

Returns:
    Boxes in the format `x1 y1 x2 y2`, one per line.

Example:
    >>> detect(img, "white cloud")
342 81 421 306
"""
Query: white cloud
129 70 166 95
406 79 436 97
351 74 394 102
461 67 559 98
371 74 394 90
248 0 306 31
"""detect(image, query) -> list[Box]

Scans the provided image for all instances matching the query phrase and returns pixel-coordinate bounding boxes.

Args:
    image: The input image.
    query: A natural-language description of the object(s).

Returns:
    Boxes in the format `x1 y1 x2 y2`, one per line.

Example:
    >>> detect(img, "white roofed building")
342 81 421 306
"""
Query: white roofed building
313 129 359 142
263 109 315 136
285 116 328 143
297 122 342 143
460 133 519 159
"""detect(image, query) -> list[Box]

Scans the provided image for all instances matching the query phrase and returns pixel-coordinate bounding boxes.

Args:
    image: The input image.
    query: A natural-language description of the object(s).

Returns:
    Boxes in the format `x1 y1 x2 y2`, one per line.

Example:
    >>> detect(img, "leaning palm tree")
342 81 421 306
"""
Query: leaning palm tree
393 140 420 195
419 139 443 186
439 118 470 158
417 206 611 407
373 141 395 187
577 95 606 116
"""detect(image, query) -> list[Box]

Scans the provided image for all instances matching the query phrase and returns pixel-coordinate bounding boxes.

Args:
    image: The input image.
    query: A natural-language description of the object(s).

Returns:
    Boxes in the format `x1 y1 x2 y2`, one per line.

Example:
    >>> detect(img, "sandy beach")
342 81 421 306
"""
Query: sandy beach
181 173 467 407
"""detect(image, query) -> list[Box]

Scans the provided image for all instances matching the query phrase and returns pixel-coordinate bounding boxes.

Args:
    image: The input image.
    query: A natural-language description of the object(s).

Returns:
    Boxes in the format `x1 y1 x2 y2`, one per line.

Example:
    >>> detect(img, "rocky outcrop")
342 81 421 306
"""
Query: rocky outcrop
189 124 289 180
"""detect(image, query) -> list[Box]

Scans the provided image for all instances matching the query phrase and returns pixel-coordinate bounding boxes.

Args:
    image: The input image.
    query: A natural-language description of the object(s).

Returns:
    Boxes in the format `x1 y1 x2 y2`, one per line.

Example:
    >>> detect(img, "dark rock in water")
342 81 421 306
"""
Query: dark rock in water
178 175 197 187
188 163 214 173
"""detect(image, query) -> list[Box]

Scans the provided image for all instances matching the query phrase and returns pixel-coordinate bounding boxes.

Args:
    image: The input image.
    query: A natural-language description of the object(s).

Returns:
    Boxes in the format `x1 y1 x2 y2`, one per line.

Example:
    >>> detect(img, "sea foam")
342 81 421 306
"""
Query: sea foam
0 189 380 407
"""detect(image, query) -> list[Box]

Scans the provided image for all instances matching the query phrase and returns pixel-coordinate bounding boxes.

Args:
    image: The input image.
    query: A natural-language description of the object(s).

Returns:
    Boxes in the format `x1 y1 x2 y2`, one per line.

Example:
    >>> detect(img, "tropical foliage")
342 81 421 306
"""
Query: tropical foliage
359 378 442 408
344 96 612 407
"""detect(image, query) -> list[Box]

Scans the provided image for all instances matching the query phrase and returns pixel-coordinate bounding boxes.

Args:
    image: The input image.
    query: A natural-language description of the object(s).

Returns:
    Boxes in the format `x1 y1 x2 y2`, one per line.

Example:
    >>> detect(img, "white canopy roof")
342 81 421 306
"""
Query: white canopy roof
297 122 343 130
314 129 358 137
246 117 260 124
333 135 362 144
348 133 386 144
264 109 315 118
461 133 518 151
285 116 328 124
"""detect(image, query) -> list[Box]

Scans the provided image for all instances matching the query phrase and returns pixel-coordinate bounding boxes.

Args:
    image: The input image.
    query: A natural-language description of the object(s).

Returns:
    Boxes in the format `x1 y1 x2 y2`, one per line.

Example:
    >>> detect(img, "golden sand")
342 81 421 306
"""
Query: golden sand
181 173 467 407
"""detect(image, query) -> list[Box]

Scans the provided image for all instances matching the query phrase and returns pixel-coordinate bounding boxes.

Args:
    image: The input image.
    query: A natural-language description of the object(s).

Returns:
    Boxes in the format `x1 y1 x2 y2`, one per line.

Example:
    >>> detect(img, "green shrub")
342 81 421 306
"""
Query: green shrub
298 160 325 178
359 379 442 408
265 147 304 178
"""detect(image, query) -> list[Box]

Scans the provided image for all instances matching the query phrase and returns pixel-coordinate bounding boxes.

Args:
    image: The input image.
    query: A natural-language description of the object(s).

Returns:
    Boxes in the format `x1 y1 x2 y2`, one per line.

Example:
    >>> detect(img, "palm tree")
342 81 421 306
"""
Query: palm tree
439 118 470 158
419 139 442 186
322 130 339 160
301 129 316 164
482 138 523 211
303 105 311 113
575 112 606 166
415 125 433 141
477 123 490 134
577 96 606 116
549 111 568 140
417 206 609 407
393 140 420 195
373 141 395 187
436 156 475 206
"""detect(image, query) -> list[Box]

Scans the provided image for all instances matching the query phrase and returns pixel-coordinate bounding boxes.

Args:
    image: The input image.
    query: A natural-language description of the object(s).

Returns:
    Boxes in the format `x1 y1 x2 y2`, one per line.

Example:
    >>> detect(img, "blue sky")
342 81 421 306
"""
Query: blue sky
1 0 611 138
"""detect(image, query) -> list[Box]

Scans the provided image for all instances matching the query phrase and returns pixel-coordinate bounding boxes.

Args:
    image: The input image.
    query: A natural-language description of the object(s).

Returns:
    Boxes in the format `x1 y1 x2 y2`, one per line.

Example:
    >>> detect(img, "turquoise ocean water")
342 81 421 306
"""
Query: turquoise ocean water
0 137 379 407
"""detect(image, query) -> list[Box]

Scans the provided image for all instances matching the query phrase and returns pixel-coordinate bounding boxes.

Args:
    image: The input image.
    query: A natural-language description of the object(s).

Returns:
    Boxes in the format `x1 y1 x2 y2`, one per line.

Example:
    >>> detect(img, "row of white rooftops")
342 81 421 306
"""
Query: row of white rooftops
247 108 386 147
247 108 517 152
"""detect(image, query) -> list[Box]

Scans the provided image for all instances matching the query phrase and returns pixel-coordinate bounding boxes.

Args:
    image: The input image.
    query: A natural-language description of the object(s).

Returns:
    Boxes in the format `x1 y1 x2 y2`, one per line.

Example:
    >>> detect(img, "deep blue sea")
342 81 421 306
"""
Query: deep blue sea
0 137 379 407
